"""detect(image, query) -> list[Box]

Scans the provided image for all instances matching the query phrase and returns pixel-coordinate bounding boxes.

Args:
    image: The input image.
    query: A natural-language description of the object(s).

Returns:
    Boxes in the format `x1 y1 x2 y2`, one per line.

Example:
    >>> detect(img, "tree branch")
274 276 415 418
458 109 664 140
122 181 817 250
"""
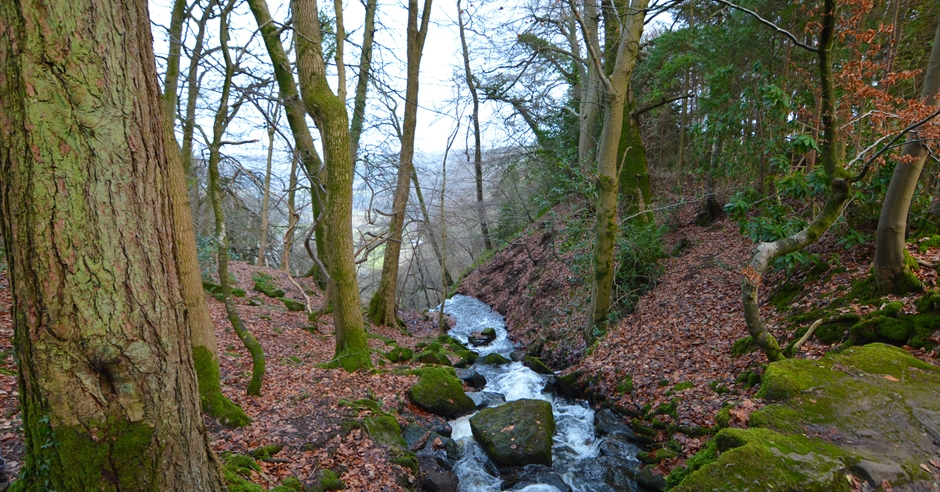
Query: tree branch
711 0 819 53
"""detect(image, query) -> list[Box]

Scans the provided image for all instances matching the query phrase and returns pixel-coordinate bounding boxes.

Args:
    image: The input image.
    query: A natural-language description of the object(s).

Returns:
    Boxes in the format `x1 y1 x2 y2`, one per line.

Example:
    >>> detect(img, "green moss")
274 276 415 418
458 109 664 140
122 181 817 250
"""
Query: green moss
616 374 634 395
362 414 406 448
308 469 346 492
653 399 680 419
389 452 419 475
278 297 305 312
730 336 758 356
412 350 451 366
707 381 729 394
665 437 718 489
672 381 694 391
814 314 860 344
638 448 677 464
253 273 285 298
769 282 803 310
270 477 304 492
735 369 762 388
384 347 413 363
193 346 252 428
714 407 731 429
748 404 803 434
407 367 475 418
669 428 850 492
915 291 940 314
478 353 510 365
49 418 157 490
523 356 554 375
453 350 478 368
222 453 264 492
249 445 284 460
850 315 914 345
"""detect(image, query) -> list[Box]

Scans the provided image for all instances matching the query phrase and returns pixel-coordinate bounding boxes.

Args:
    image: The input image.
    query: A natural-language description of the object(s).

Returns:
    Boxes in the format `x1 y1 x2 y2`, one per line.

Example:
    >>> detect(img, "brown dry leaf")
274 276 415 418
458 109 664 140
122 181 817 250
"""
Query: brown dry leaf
929 457 940 469
920 463 933 473
883 375 899 382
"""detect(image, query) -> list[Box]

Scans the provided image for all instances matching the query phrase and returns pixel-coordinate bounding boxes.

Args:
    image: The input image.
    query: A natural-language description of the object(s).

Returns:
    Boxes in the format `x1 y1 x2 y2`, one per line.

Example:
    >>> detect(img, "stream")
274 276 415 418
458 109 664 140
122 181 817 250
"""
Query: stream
438 295 641 492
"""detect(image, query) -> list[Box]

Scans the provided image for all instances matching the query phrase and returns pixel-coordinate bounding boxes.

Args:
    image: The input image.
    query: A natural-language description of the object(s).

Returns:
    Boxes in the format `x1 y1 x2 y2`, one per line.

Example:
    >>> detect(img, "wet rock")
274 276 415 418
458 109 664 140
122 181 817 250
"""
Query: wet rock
594 408 634 438
502 464 571 491
523 356 554 375
469 328 497 346
455 368 487 389
556 455 639 492
433 421 453 439
852 460 909 487
403 423 431 450
598 433 639 458
469 391 505 409
469 399 556 468
418 454 459 492
553 371 584 400
408 367 476 419
635 466 666 491
478 353 511 365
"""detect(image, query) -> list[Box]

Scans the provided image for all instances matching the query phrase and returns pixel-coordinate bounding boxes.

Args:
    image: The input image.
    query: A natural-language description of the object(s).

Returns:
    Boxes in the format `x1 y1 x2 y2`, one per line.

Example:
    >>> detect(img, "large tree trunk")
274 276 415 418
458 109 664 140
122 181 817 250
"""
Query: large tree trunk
457 0 494 252
581 0 649 344
367 0 433 327
874 22 940 294
0 0 224 488
618 90 652 222
293 0 372 371
578 0 602 170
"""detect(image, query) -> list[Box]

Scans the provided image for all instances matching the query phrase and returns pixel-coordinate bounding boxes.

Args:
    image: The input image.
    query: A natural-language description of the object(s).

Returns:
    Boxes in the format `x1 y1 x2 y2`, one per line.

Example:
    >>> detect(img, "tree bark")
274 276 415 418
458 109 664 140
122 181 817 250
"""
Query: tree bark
0 0 225 488
578 0 602 170
209 4 267 395
580 0 649 344
367 0 433 327
412 170 455 286
874 22 940 294
293 0 372 371
282 156 299 271
457 0 494 252
350 0 377 163
258 120 276 267
618 90 652 221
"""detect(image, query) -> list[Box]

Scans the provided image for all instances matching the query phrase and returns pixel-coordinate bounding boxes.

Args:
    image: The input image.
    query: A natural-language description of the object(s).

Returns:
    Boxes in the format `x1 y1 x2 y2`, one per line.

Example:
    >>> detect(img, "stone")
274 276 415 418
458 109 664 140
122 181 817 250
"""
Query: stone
852 460 909 487
478 353 511 365
422 471 458 492
469 391 505 409
523 356 553 375
408 367 475 419
455 368 487 389
594 408 634 438
279 297 305 312
469 399 555 468
502 464 570 491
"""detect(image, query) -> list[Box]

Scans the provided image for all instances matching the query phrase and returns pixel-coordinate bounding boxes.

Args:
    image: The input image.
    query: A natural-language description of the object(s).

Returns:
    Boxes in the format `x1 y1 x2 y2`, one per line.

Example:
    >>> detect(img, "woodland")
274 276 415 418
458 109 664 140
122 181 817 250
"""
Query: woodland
0 0 939 490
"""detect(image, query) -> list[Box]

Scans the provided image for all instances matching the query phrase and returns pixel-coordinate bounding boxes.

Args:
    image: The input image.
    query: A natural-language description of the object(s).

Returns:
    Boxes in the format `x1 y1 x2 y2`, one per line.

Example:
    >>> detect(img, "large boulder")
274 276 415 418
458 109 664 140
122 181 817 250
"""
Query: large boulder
408 367 476 419
469 399 555 468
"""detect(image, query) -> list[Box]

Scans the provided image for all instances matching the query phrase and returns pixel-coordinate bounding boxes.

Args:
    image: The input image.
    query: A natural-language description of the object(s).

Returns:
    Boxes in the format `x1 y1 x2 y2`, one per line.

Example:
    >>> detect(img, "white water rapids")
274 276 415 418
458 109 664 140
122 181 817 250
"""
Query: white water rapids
437 295 639 492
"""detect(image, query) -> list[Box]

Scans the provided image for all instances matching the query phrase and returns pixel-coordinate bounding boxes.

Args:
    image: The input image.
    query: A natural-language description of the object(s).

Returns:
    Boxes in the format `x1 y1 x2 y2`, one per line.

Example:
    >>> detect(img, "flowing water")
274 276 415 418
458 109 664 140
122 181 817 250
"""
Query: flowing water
439 295 640 492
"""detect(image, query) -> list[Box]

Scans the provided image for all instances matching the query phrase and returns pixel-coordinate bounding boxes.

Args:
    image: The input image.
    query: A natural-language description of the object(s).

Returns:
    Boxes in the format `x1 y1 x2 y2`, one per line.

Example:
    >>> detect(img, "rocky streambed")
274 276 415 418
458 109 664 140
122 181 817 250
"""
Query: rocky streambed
409 295 651 492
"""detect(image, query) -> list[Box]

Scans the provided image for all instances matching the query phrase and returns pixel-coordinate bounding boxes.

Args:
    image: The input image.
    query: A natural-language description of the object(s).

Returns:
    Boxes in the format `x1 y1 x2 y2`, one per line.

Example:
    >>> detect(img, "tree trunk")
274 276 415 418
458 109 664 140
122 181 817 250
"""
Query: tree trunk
367 0 433 327
282 156 300 271
412 170 455 286
618 90 652 222
350 0 377 163
582 0 649 344
209 5 266 395
247 0 329 287
293 0 372 371
578 0 602 170
258 121 276 266
0 0 225 488
874 22 940 294
180 3 212 175
457 0 494 252
160 0 250 427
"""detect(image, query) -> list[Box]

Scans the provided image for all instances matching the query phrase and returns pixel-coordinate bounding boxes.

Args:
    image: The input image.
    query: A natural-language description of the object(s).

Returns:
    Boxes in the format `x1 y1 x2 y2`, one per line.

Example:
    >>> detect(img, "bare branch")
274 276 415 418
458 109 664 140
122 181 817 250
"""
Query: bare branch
710 0 819 53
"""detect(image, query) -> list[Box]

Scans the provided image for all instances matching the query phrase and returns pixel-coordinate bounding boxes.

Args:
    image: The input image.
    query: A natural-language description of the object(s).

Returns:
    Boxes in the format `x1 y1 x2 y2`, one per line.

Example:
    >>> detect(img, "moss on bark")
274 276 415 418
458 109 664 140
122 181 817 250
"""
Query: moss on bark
193 346 251 427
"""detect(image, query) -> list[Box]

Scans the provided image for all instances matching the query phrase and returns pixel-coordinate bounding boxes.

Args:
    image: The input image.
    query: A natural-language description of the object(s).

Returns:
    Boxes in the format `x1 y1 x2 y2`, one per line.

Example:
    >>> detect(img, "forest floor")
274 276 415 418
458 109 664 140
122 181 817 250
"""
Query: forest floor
0 201 938 490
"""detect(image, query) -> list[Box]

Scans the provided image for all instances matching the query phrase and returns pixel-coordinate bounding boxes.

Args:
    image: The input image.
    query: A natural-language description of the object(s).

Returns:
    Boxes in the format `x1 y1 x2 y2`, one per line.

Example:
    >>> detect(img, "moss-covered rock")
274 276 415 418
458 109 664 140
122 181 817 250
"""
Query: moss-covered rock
385 346 413 363
669 428 849 491
478 353 511 365
308 469 346 492
279 297 305 312
523 356 553 375
252 273 285 298
469 399 555 468
203 281 246 300
915 290 940 314
413 350 452 366
407 367 475 418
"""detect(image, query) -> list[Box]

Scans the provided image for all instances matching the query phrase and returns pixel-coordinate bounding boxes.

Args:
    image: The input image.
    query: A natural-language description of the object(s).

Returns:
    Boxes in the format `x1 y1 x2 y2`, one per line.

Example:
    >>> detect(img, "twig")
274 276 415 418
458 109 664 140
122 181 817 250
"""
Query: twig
790 319 822 355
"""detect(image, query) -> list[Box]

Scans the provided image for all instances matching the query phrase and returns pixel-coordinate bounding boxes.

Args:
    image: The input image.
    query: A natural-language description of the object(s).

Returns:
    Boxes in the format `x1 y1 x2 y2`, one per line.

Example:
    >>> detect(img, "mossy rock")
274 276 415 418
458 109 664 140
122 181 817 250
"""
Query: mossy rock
452 349 478 368
469 399 555 468
669 428 850 491
203 281 246 300
769 282 803 310
413 350 452 366
478 353 511 365
362 414 407 449
279 297 305 312
752 344 940 483
253 273 285 298
249 444 283 460
553 371 584 400
407 367 475 418
730 336 758 356
615 374 634 395
813 314 860 345
270 477 304 492
308 469 346 492
221 453 265 492
385 347 413 363
523 356 553 375
915 291 940 314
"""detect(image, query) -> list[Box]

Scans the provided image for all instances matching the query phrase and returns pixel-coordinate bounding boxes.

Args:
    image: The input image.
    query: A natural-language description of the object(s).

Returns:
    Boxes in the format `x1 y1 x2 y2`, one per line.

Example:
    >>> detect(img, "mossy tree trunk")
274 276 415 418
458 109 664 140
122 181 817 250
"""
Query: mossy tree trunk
0 0 225 488
162 0 249 427
367 0 433 328
258 118 277 267
349 0 377 163
293 0 372 371
282 157 299 271
737 0 851 362
874 22 940 294
246 0 329 287
579 0 649 344
577 0 602 171
617 92 652 223
207 4 266 395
